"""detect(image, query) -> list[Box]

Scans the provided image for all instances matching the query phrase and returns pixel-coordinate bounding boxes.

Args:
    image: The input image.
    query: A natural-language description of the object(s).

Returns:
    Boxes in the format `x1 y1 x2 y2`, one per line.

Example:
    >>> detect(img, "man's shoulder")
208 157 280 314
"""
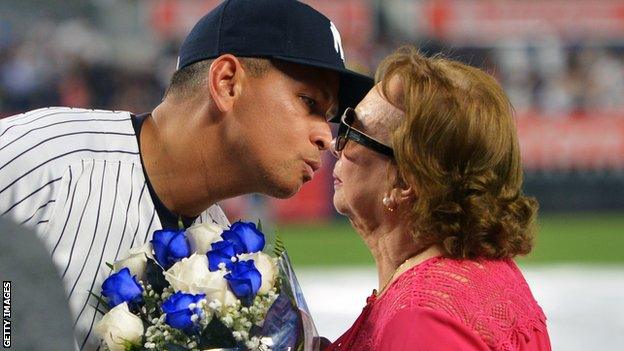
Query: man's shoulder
2 107 131 128
1 107 135 145
0 107 138 165
0 107 141 209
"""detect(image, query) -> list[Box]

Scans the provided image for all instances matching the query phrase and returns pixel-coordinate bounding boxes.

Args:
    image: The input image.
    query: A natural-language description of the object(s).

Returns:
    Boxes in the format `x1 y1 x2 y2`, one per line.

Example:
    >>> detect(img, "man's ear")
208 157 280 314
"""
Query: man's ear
208 54 244 112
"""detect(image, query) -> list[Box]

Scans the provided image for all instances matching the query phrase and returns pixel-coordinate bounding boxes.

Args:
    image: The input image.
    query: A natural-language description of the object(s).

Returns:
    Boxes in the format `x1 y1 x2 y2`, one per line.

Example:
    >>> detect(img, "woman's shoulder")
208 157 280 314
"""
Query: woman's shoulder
377 257 548 350
382 256 539 306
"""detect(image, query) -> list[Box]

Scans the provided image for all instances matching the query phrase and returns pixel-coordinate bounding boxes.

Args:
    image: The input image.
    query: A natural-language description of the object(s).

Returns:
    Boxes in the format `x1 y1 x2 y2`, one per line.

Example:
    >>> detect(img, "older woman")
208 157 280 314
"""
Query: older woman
327 46 551 351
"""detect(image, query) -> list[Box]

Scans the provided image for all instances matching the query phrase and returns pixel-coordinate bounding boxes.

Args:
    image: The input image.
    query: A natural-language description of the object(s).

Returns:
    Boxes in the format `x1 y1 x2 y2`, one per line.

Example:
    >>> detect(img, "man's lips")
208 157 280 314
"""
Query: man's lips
303 159 321 181
304 159 321 172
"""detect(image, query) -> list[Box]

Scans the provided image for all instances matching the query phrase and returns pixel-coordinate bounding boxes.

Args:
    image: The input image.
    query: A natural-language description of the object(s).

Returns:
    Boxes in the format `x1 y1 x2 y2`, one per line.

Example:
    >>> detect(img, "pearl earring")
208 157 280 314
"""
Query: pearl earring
382 196 395 212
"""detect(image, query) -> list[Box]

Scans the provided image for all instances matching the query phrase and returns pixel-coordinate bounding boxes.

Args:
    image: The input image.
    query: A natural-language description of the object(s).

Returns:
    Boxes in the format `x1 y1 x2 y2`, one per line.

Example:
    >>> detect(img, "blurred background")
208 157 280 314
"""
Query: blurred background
1 0 623 350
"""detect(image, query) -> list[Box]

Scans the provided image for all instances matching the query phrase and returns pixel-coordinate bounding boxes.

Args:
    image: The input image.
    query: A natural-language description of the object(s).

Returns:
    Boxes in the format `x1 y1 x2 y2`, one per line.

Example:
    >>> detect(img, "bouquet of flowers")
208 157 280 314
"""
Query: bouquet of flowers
92 221 320 351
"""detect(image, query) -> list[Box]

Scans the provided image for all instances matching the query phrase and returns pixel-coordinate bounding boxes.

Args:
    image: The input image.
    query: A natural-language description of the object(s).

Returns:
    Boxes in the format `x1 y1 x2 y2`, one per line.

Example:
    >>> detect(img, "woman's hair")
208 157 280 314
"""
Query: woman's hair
377 46 538 259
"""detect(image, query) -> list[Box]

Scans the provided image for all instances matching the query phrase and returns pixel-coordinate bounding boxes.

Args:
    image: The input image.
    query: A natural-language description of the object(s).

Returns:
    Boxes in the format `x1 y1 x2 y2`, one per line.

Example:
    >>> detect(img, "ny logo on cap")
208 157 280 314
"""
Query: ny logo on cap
330 21 345 62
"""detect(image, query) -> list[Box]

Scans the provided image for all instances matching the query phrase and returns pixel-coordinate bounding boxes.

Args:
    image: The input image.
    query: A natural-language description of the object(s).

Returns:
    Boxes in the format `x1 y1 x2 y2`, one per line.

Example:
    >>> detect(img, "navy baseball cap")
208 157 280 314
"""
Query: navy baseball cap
176 0 373 121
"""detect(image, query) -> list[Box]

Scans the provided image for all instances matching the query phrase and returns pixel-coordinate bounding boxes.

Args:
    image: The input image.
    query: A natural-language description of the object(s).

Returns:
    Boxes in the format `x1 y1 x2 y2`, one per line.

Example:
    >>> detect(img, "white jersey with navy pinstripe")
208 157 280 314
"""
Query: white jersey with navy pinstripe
0 107 230 350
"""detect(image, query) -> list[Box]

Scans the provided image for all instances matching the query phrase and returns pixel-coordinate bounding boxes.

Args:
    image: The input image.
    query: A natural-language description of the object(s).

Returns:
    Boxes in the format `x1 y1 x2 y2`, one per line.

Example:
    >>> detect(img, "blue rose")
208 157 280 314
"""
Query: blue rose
225 260 262 304
221 221 265 254
101 267 143 308
206 240 237 272
151 229 191 269
162 292 205 334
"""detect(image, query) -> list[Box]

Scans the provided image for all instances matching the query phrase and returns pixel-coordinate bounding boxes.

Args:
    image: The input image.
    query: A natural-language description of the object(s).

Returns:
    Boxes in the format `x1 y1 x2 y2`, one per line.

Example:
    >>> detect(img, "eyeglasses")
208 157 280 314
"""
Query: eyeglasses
330 107 394 159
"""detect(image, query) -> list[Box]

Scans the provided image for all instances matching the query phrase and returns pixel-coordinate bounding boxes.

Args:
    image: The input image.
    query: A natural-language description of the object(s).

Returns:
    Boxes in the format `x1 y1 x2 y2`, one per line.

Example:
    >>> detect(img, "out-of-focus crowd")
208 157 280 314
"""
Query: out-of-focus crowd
1 1 623 214
0 20 167 115
491 41 624 117
1 9 623 118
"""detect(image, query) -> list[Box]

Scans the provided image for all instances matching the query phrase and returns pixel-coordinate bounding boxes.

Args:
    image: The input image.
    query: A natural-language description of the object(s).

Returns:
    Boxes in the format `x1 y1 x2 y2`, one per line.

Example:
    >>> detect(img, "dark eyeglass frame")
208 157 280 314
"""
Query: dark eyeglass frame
332 107 395 158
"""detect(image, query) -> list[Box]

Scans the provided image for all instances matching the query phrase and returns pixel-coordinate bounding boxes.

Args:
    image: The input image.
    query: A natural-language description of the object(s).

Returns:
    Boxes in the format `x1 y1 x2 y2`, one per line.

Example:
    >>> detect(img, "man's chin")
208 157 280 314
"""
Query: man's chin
265 180 302 199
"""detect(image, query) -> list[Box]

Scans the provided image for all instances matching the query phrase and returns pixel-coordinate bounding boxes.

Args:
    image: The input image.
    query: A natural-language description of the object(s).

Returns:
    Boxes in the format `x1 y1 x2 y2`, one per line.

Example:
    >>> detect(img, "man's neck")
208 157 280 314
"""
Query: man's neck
140 103 255 217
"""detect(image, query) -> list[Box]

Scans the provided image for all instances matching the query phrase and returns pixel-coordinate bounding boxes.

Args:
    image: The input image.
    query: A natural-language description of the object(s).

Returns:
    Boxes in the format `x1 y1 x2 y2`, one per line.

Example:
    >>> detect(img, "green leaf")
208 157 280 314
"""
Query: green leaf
198 318 237 349
163 343 190 351
261 224 286 258
118 337 145 351
90 303 107 316
274 230 286 257
262 227 276 257
145 258 169 295
88 291 110 312
106 262 114 270
256 219 263 232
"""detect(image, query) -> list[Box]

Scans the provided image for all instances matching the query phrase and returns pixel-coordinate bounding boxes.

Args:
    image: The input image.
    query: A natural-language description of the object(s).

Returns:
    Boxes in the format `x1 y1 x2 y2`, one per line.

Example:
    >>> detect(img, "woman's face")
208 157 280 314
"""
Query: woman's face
332 82 403 221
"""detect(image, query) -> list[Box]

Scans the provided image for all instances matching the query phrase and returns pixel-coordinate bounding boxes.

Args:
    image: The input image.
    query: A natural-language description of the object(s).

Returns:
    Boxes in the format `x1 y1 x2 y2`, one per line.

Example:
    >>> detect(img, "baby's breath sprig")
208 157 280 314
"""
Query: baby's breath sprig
140 283 163 322
214 288 278 349
143 314 191 350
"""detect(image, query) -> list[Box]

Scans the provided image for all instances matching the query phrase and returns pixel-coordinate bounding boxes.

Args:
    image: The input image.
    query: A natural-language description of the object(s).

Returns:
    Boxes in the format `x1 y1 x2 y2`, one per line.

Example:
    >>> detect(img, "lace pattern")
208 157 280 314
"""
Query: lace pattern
355 257 547 351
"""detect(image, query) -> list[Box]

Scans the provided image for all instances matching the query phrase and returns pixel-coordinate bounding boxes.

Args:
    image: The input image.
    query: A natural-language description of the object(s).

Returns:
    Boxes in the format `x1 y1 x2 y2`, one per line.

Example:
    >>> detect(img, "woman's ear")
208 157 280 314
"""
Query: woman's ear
208 54 244 112
382 186 414 213
392 168 416 204
383 166 416 211
389 186 415 204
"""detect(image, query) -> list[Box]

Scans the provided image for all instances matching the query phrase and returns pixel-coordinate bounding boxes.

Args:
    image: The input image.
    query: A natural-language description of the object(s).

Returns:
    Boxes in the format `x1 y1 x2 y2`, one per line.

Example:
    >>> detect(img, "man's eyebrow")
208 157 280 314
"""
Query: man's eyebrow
321 87 340 105
318 84 338 117
321 86 333 102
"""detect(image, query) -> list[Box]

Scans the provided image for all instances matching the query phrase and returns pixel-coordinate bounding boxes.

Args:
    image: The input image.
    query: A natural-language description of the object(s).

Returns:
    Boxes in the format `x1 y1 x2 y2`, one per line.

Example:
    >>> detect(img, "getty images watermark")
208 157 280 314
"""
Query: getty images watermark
2 281 10 348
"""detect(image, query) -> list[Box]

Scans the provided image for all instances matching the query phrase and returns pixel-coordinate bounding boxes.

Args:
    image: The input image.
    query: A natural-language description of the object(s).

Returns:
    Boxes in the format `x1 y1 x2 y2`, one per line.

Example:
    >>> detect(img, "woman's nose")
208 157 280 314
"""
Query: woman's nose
329 138 341 159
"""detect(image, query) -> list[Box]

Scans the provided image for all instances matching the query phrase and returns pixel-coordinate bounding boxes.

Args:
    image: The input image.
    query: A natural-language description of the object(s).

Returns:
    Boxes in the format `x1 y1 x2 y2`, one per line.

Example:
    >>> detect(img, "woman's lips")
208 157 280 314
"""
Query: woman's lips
333 173 342 186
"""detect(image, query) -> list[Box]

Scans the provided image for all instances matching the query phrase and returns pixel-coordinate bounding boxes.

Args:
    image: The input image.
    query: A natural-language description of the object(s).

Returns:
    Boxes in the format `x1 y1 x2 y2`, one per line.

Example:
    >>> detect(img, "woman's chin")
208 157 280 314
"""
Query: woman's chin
332 195 348 216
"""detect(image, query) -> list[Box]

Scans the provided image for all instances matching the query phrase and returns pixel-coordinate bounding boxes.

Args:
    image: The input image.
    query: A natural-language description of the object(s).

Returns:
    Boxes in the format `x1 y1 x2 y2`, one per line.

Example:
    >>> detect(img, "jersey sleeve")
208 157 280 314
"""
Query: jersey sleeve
0 113 65 230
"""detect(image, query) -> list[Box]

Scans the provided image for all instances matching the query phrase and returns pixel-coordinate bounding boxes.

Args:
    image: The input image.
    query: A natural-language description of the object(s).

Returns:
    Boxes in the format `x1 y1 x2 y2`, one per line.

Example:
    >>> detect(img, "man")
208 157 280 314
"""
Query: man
0 0 372 349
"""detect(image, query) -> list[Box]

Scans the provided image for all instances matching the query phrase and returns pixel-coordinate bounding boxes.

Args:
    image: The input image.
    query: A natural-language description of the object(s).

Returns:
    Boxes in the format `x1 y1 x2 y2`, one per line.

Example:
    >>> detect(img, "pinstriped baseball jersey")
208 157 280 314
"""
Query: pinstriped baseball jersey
0 107 230 350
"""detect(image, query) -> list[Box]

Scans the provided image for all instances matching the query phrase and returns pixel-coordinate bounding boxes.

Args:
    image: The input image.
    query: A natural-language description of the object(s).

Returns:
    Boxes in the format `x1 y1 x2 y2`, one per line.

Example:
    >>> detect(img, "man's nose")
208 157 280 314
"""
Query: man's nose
310 121 332 150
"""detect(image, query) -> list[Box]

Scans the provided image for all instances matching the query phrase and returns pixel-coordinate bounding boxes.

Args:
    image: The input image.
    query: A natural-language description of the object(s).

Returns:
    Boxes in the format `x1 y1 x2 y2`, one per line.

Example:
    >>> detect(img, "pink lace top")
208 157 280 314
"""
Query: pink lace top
327 257 551 351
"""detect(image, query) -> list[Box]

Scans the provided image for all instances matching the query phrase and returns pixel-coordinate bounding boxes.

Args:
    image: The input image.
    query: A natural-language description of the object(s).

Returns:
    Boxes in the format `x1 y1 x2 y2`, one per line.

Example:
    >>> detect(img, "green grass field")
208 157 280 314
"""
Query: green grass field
277 212 624 267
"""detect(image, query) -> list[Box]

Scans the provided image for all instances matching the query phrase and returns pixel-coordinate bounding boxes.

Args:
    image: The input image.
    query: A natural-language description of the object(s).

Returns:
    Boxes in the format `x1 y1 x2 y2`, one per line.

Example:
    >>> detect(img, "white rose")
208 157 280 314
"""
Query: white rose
186 222 225 254
113 242 154 281
239 252 277 295
94 302 143 351
164 254 229 305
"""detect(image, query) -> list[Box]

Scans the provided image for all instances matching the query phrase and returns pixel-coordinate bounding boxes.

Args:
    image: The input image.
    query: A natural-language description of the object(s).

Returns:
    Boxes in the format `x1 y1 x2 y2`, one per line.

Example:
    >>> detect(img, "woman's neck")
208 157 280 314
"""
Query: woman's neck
350 217 441 295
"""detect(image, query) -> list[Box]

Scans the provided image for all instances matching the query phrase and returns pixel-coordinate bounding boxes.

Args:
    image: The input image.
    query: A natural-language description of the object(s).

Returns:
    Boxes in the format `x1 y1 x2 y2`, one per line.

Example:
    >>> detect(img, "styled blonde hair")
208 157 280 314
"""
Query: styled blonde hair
377 46 538 259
